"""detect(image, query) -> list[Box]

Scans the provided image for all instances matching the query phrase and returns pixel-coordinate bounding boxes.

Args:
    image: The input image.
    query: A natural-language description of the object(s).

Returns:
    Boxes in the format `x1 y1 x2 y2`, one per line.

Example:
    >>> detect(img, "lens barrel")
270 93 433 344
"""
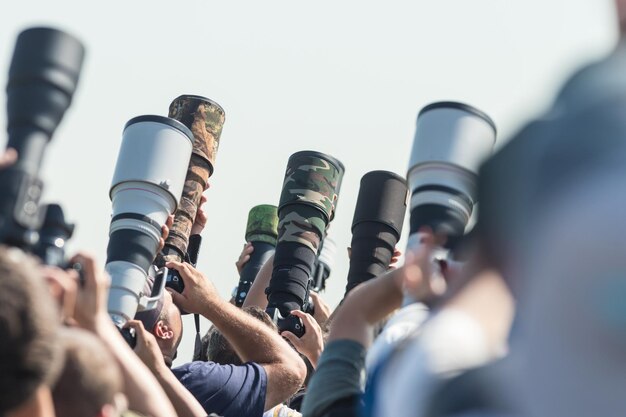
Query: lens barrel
406 102 496 249
162 95 226 261
235 205 279 307
311 235 337 292
106 115 194 326
0 27 84 247
345 171 408 295
267 151 344 316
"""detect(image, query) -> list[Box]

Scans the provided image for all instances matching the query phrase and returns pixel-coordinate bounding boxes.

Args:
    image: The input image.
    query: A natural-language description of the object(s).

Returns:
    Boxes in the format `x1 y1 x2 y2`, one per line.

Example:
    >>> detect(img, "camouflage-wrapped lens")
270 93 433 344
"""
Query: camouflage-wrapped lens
168 94 225 175
245 204 279 245
278 150 345 235
162 95 226 261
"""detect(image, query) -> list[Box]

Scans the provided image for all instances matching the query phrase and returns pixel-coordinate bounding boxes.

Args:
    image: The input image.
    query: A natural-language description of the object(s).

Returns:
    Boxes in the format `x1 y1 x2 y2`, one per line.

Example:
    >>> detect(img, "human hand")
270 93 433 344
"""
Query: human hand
41 265 78 325
281 310 324 368
69 252 111 332
309 291 330 325
157 215 174 253
0 148 17 169
402 230 448 303
388 248 401 270
190 195 208 235
236 242 254 274
125 320 167 373
165 261 220 315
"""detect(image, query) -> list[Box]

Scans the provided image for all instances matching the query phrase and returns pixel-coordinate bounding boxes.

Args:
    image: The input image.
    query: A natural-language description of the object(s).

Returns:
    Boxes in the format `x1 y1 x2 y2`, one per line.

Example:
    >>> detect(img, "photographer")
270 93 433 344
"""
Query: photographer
126 320 207 417
52 328 126 417
0 247 63 417
422 2 626 416
301 237 433 417
61 252 178 417
199 307 304 417
145 260 306 417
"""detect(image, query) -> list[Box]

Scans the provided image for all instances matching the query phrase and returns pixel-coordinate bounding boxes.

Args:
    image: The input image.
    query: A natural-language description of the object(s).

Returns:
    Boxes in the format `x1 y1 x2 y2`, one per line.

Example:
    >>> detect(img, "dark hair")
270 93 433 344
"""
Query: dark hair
52 328 123 417
0 246 63 414
201 306 277 364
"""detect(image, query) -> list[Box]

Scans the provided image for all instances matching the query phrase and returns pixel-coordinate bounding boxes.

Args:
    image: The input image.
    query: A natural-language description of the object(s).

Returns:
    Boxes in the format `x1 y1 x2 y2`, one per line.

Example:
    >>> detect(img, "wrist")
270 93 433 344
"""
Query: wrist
152 360 171 379
85 313 114 336
309 349 322 368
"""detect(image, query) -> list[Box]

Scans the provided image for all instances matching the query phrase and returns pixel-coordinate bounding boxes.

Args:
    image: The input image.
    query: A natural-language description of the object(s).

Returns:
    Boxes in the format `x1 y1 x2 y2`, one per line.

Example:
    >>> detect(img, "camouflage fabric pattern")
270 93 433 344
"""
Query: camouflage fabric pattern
245 204 279 245
168 95 225 176
278 152 344 223
163 95 226 261
277 210 323 253
163 155 208 261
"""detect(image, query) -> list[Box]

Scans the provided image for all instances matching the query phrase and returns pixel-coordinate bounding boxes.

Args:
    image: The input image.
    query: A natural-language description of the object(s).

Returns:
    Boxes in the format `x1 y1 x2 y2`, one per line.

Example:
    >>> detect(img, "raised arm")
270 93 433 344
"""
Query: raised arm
241 252 273 310
302 240 432 417
69 253 177 417
167 261 307 411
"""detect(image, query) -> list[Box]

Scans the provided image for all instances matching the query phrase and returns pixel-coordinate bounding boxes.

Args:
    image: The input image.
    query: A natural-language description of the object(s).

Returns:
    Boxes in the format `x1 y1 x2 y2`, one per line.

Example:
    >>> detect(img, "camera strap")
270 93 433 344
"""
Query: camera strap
188 234 204 361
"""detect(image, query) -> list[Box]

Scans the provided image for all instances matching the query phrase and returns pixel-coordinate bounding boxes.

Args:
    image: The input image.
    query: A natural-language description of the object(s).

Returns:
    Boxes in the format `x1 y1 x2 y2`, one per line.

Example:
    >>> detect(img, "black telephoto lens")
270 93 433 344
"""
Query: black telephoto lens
0 27 85 247
344 171 408 296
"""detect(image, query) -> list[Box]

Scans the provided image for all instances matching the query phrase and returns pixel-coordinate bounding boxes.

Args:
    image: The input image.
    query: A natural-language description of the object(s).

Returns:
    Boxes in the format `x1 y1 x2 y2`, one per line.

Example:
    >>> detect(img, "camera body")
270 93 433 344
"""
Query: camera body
166 269 185 293
267 307 305 337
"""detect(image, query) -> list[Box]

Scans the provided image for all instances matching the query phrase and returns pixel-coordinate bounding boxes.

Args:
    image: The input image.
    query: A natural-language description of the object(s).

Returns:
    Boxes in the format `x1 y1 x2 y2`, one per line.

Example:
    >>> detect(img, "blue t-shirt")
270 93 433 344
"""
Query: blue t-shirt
173 361 267 417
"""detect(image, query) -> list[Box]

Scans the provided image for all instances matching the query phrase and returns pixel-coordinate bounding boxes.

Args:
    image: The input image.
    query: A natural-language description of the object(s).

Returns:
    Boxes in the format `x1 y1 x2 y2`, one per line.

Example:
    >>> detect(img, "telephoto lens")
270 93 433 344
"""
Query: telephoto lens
406 102 496 251
344 171 408 297
235 205 279 307
106 116 194 327
32 203 75 268
0 27 84 247
162 95 225 263
266 151 344 336
303 235 337 315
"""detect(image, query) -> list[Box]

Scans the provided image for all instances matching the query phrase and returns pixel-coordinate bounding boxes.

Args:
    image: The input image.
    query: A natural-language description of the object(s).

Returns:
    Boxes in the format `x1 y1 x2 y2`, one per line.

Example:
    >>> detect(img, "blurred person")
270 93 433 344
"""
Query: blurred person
301 233 514 417
151 260 306 417
302 241 432 417
418 3 626 416
0 247 63 417
65 252 177 417
366 241 513 417
52 328 126 417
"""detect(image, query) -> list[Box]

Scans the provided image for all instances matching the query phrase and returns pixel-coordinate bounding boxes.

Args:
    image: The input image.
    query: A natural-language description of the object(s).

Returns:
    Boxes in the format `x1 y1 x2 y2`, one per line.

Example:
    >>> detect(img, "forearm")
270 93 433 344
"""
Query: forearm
154 365 206 417
202 297 294 365
329 270 404 347
93 318 177 417
241 254 273 310
301 340 365 417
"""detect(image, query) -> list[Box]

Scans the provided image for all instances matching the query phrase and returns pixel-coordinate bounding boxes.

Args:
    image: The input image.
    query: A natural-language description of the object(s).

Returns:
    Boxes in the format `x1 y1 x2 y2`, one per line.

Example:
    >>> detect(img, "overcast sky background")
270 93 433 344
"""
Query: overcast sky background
0 0 618 364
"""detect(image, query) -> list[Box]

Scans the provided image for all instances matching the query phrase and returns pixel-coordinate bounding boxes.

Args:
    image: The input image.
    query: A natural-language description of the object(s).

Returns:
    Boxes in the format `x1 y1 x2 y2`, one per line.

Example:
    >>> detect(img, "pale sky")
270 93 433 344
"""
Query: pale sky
0 0 618 365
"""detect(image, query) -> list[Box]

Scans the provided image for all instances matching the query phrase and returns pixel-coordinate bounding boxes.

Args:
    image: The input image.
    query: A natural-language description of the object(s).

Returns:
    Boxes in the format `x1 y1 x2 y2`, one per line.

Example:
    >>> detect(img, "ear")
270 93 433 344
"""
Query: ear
154 320 174 340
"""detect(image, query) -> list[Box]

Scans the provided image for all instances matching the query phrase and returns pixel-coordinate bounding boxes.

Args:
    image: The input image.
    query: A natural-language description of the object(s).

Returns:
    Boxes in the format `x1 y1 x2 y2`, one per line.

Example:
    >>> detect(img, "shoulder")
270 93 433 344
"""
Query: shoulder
173 361 267 389
173 361 268 416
